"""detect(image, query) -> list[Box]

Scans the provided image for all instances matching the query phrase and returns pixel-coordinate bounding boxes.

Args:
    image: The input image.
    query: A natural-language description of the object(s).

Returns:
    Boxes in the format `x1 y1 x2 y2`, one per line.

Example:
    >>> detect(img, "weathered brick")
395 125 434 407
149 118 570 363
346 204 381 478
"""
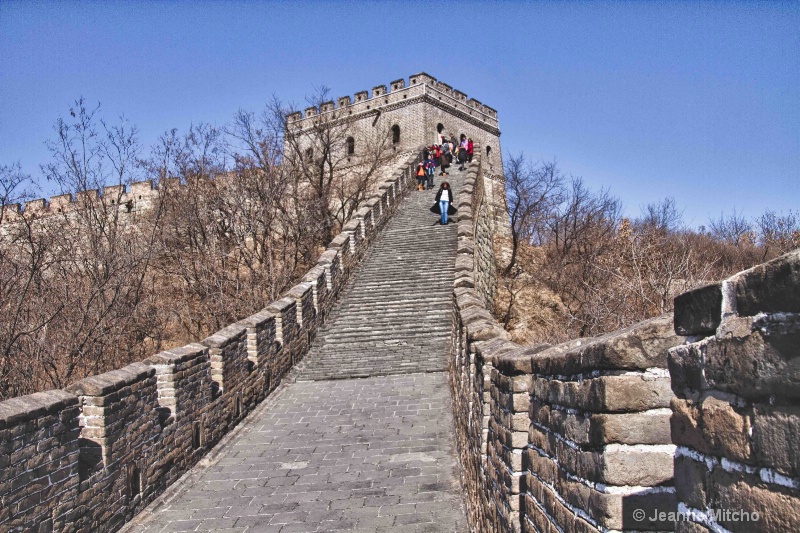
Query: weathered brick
674 282 723 336
708 466 800 533
532 400 672 448
671 398 710 454
704 317 800 401
531 373 674 413
674 454 709 510
734 249 800 316
698 395 752 463
752 404 800 476
668 342 708 396
528 425 674 486
529 315 682 376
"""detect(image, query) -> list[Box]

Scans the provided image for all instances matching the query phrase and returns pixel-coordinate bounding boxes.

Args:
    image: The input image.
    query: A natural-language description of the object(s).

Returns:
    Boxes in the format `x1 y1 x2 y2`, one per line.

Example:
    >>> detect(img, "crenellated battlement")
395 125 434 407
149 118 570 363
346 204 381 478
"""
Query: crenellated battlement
0 179 162 226
284 73 504 187
285 73 499 131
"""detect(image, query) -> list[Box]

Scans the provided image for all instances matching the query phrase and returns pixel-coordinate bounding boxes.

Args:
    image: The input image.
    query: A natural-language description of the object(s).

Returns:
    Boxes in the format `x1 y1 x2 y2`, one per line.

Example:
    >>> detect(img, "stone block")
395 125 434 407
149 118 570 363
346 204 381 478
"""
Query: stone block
531 373 674 413
493 344 549 375
668 342 708 396
536 449 676 529
530 315 682 376
674 454 709 510
671 399 711 454
734 249 800 316
674 282 723 336
532 401 671 448
523 479 600 533
708 465 800 533
66 363 154 398
201 323 248 350
146 343 207 366
752 404 800 476
528 425 674 486
0 391 79 430
704 317 800 401
698 395 752 463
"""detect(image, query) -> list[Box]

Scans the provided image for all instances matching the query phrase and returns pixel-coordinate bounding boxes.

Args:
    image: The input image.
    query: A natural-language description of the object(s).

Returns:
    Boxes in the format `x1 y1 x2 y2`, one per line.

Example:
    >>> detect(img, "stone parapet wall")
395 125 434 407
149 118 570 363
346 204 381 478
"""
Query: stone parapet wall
450 152 800 532
0 151 423 532
0 179 160 227
668 251 800 532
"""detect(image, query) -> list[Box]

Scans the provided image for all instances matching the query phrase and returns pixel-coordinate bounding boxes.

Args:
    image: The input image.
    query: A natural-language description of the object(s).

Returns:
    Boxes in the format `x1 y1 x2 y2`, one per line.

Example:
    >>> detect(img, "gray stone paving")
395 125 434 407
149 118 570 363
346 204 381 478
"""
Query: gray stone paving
125 374 466 532
124 168 468 532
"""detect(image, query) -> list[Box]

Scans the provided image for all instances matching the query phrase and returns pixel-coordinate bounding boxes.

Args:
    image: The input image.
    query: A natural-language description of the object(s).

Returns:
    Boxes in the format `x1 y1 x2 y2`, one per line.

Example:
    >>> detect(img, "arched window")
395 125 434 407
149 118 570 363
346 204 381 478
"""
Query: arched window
436 123 444 134
486 146 492 157
391 125 400 144
346 137 355 155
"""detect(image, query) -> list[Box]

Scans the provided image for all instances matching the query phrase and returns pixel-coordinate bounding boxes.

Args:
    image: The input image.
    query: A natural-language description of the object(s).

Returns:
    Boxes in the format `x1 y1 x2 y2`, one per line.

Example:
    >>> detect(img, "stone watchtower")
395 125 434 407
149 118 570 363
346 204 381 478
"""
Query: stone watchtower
285 72 510 235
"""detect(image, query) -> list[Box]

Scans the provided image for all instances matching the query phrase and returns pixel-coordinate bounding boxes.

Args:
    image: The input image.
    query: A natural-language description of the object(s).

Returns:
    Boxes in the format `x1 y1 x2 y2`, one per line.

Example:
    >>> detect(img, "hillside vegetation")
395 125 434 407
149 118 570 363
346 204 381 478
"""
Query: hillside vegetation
497 155 800 344
0 95 395 400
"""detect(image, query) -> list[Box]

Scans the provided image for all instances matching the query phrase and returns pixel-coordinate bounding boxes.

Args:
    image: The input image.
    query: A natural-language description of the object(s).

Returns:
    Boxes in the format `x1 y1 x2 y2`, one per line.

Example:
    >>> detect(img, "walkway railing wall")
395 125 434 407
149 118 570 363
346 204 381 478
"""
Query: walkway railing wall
0 151 424 533
450 151 800 532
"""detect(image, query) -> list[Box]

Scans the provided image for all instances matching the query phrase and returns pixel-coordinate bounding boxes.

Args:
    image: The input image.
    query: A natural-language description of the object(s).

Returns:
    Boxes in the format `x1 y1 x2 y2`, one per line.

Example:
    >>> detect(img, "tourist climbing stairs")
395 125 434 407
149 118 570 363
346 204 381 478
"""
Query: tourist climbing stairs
291 174 460 381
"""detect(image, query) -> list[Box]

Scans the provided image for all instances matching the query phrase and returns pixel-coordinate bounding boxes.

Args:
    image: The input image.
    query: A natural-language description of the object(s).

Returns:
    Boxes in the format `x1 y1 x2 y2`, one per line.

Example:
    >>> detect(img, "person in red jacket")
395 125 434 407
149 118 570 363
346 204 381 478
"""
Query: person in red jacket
467 138 474 162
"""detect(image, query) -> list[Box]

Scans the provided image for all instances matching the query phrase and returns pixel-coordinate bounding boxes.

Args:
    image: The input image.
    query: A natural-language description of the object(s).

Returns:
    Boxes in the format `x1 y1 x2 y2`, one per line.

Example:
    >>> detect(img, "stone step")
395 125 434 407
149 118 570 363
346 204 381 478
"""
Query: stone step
294 171 462 381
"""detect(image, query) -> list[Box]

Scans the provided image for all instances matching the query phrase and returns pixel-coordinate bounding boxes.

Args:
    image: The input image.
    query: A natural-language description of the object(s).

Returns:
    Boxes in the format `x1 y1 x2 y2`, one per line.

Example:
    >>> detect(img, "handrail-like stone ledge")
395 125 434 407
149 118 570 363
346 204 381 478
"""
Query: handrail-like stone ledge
0 149 425 533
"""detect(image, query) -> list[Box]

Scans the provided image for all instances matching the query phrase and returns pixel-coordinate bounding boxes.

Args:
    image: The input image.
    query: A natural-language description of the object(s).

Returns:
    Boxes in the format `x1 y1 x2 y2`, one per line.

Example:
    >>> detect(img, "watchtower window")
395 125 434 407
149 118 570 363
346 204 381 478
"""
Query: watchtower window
486 146 492 157
391 125 400 145
436 123 444 134
305 148 313 161
346 137 355 155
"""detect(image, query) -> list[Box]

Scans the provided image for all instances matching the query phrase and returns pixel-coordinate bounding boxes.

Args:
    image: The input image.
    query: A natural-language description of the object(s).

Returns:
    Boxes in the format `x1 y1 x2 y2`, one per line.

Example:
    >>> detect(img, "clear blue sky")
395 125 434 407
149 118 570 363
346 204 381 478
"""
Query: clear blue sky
1 0 798 228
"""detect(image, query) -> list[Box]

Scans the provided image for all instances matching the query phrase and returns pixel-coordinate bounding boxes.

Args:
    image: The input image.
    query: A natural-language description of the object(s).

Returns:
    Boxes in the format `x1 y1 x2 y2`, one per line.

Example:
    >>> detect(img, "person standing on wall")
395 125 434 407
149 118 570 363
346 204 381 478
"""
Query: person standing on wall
467 138 474 162
416 162 427 191
431 181 456 225
457 144 468 171
439 143 450 177
425 153 436 189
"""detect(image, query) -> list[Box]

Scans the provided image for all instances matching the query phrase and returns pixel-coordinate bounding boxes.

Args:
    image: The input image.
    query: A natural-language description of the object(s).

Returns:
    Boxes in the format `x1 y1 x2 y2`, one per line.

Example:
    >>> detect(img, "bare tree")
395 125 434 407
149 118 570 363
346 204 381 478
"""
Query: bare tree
0 163 35 224
502 155 564 275
709 208 754 247
755 209 800 259
638 196 683 233
280 87 396 247
0 99 158 398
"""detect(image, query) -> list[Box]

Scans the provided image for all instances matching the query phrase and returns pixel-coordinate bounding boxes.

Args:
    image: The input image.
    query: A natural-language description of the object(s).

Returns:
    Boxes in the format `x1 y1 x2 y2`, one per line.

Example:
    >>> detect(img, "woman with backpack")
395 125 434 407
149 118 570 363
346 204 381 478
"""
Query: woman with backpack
439 143 450 177
457 145 468 171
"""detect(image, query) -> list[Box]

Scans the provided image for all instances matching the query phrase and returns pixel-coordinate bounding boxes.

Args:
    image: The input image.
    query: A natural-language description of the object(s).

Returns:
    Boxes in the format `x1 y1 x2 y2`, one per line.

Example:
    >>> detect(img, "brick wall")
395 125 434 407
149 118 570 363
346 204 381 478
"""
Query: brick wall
449 151 800 532
669 251 800 532
0 151 424 532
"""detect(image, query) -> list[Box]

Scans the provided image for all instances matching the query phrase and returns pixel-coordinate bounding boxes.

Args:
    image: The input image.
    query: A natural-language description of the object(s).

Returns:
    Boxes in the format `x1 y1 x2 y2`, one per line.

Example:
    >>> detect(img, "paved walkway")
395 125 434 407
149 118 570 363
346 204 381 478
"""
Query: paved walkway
124 169 467 533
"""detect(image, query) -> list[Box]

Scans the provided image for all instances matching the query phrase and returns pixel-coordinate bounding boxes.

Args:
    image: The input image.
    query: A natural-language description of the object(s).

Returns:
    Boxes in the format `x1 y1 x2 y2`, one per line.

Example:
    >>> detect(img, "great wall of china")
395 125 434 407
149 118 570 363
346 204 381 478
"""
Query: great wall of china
1 73 798 532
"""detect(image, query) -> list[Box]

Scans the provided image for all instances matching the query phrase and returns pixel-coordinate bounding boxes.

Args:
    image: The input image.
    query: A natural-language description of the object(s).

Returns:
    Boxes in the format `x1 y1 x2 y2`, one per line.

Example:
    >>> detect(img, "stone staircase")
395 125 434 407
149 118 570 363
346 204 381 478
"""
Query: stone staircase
292 172 462 381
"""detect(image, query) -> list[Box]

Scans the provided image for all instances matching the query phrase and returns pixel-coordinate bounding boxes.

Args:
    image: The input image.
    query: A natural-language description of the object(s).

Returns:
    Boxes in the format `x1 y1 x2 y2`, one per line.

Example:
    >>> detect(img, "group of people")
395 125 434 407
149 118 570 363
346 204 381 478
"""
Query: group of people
413 131 469 225
415 133 474 191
